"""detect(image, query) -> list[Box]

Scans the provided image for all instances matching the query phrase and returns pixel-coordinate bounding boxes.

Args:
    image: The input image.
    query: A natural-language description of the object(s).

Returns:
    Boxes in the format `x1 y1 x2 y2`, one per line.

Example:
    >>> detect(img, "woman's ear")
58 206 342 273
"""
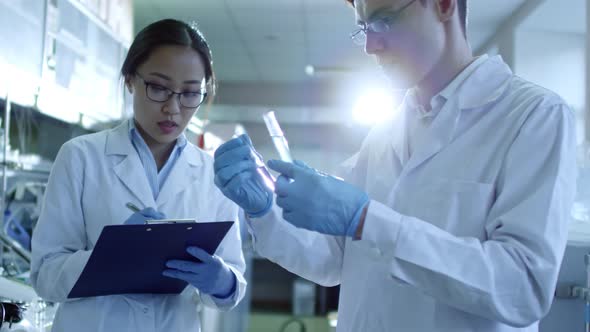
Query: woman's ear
125 76 134 94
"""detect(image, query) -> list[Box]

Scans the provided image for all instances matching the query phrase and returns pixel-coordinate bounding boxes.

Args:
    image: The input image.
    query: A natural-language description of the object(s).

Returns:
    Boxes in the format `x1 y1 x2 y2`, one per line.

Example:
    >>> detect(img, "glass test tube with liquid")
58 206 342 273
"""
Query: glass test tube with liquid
236 134 276 191
263 110 293 163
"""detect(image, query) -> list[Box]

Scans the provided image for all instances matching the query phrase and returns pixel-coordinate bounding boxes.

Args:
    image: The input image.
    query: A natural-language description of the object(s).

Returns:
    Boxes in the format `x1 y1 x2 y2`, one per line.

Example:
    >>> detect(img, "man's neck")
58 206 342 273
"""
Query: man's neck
414 47 475 111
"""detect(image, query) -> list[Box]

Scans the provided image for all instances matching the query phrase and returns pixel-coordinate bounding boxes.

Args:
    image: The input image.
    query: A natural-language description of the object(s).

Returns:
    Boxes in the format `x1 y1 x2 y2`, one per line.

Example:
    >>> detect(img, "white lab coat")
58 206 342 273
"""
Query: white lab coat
248 55 577 331
30 121 246 332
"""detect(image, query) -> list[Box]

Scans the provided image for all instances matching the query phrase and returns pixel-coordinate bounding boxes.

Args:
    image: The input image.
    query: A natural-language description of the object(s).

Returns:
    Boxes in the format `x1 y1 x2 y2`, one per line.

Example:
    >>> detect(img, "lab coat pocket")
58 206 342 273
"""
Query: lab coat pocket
428 178 495 239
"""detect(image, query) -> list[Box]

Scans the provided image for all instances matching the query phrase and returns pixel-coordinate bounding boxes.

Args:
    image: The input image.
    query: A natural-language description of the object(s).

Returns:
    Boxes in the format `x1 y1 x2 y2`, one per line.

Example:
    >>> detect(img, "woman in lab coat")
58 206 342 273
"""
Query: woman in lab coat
30 19 246 331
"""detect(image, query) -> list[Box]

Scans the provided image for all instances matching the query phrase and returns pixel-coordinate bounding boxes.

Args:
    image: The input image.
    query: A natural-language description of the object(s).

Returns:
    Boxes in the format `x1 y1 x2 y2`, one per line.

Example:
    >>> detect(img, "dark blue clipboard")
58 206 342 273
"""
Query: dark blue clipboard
68 221 234 298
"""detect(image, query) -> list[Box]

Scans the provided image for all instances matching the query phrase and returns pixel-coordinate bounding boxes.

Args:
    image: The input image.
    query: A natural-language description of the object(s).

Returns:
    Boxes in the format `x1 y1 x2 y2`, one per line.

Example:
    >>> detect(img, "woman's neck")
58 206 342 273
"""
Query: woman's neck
149 142 176 171
135 122 176 170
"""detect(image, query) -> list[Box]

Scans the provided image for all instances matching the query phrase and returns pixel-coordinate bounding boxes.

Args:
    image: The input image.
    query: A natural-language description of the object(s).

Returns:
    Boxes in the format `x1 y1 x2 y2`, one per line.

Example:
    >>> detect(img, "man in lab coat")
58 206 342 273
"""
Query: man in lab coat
213 0 577 331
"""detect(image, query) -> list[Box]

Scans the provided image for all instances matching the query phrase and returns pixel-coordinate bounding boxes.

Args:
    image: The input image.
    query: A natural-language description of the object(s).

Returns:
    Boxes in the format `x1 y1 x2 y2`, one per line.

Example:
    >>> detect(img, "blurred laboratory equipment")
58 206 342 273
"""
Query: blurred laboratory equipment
0 302 24 329
0 97 55 332
278 317 306 332
553 253 590 332
292 278 315 317
548 141 590 332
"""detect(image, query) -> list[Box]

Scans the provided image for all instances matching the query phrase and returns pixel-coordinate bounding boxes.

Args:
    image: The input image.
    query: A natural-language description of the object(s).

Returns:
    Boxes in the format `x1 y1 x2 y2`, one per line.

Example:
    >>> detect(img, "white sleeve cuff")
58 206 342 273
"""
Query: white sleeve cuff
355 200 404 261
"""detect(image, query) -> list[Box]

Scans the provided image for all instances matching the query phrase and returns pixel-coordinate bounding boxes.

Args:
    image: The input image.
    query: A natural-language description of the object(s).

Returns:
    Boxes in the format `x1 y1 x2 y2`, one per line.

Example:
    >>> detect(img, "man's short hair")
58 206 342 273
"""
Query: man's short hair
345 0 468 37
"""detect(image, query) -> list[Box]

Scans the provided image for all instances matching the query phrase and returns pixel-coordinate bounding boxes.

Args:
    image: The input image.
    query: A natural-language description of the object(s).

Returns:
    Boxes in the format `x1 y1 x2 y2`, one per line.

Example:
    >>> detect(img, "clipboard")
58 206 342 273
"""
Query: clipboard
68 221 234 298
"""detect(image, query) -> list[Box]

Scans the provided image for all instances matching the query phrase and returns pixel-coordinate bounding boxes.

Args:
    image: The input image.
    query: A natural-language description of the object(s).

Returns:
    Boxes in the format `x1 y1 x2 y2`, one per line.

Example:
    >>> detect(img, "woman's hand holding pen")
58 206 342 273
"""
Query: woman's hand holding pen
163 246 237 299
123 206 166 225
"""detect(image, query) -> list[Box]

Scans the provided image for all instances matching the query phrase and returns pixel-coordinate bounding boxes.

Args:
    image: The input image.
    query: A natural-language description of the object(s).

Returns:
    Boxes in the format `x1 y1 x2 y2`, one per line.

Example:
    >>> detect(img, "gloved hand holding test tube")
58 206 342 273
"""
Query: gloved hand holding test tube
213 113 291 217
235 134 276 191
240 110 293 191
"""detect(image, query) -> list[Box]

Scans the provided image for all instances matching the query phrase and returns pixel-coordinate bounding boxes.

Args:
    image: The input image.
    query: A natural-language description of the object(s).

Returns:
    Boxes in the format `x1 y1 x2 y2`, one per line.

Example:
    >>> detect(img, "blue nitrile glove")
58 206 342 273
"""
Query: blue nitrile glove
214 134 273 217
268 159 370 237
123 207 165 225
163 246 236 298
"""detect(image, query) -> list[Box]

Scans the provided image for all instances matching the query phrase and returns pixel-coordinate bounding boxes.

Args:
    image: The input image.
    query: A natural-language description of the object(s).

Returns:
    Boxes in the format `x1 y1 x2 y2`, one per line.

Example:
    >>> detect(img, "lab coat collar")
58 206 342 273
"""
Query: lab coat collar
395 55 513 175
156 144 202 206
437 55 489 102
106 121 155 209
106 121 136 156
403 55 488 116
106 120 200 166
404 55 512 112
401 96 461 175
450 55 513 110
104 121 202 208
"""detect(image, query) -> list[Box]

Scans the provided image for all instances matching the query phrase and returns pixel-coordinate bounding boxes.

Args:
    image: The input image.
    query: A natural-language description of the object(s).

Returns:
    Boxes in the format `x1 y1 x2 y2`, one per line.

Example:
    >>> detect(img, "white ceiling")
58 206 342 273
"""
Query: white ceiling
134 0 528 84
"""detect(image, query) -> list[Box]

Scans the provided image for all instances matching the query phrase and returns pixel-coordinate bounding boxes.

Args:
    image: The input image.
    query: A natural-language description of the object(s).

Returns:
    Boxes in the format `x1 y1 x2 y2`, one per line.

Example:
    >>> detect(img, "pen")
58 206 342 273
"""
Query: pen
126 202 141 213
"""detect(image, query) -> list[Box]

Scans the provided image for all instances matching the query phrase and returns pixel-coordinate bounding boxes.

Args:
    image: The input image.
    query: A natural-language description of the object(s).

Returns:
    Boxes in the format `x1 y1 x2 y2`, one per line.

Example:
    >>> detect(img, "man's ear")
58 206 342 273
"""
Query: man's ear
435 0 456 22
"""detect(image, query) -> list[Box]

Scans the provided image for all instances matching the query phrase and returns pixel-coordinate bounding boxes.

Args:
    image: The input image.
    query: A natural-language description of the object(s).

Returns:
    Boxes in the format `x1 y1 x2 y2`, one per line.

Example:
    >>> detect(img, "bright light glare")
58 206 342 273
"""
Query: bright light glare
352 89 396 125
327 311 338 327
329 319 338 328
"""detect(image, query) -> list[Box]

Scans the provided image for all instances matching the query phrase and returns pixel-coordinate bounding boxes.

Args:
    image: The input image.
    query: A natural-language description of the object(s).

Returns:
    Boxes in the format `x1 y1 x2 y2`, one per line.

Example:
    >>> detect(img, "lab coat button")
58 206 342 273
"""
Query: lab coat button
143 308 148 314
372 248 382 256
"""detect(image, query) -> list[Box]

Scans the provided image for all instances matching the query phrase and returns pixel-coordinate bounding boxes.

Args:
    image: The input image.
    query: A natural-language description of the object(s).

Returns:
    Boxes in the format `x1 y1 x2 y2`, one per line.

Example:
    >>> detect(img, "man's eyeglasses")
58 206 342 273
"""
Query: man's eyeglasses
135 72 207 108
350 0 418 46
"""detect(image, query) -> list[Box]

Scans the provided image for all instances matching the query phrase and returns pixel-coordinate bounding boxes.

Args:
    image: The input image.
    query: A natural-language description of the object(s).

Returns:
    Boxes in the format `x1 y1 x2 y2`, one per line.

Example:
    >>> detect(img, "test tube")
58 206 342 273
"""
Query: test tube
263 111 293 163
237 134 275 191
253 154 276 191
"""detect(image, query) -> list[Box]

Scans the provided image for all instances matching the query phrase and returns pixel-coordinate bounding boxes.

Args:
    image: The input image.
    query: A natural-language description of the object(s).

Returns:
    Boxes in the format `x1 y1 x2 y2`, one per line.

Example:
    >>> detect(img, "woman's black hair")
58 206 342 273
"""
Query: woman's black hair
121 19 216 95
